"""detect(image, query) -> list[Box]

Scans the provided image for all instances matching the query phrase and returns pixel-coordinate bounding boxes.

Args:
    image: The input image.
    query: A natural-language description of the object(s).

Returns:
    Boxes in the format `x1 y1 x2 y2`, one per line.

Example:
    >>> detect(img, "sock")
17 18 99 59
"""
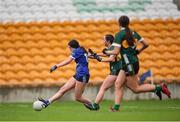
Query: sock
154 85 162 93
93 103 99 110
45 100 50 105
113 104 120 110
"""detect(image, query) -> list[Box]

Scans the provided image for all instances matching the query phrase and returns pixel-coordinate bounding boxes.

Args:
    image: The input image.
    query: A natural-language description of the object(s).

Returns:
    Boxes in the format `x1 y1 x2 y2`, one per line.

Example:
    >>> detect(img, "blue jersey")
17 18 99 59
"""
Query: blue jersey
71 47 89 75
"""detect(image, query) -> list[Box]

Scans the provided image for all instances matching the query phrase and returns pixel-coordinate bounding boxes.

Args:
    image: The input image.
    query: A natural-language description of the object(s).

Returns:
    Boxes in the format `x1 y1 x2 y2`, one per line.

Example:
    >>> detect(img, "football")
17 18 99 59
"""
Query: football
33 101 45 111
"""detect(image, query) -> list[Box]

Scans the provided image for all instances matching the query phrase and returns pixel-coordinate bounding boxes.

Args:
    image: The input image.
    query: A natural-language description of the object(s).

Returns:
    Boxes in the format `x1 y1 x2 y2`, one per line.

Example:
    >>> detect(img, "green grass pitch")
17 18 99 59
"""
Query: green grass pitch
0 99 180 121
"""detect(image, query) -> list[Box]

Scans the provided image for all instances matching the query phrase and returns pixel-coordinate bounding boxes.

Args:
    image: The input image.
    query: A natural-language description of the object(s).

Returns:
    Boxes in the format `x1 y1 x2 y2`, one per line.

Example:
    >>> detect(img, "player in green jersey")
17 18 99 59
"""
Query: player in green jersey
85 34 124 110
104 16 171 111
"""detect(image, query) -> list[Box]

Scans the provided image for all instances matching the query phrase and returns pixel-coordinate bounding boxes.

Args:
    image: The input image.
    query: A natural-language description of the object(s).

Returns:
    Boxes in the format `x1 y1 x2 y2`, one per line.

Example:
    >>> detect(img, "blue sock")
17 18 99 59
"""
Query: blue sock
45 100 50 105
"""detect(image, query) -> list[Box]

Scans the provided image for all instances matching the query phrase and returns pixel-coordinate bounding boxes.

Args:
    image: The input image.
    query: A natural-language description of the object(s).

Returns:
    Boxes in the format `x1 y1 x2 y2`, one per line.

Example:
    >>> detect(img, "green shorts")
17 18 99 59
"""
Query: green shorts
123 61 139 76
109 60 122 76
110 67 121 76
110 69 120 76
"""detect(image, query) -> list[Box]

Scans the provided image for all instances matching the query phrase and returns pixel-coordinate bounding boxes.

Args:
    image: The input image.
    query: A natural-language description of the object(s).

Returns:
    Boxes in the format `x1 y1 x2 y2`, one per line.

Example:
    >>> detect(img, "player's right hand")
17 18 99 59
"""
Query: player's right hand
50 65 57 73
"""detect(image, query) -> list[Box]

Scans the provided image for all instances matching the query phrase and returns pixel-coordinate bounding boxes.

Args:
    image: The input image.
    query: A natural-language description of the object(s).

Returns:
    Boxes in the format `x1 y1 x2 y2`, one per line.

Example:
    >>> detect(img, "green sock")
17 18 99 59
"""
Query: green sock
155 85 162 92
93 103 100 110
113 104 120 110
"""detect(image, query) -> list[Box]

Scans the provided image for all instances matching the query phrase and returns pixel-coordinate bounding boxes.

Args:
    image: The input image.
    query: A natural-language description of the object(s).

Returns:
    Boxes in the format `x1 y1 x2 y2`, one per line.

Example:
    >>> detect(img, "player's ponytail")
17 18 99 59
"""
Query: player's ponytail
119 15 135 46
80 46 88 54
125 27 134 46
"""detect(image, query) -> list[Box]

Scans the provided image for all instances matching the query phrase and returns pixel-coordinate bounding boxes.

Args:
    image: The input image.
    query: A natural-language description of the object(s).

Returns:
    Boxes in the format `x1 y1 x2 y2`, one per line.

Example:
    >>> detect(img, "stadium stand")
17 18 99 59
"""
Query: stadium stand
0 0 180 87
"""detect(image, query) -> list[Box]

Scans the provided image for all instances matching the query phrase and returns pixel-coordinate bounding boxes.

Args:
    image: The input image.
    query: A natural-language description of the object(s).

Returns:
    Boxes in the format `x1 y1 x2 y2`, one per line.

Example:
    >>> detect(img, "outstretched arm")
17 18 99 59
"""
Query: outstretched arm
97 53 108 57
93 54 117 62
50 57 73 73
101 55 116 62
104 46 120 55
56 56 74 67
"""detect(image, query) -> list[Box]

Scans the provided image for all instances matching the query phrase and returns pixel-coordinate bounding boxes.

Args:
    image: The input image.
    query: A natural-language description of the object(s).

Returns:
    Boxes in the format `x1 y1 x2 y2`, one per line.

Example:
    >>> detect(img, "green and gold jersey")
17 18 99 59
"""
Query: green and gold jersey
107 45 122 75
112 28 143 64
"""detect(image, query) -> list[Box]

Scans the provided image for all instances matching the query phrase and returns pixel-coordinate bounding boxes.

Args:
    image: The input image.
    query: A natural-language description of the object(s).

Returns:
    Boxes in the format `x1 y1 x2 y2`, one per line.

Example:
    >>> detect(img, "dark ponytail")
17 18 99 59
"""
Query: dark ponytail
80 46 88 54
125 27 135 46
119 15 135 46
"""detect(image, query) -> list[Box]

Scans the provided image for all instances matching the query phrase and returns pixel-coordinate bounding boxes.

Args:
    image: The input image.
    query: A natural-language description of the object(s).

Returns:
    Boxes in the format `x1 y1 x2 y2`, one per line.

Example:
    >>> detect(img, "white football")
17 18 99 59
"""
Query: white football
33 101 45 111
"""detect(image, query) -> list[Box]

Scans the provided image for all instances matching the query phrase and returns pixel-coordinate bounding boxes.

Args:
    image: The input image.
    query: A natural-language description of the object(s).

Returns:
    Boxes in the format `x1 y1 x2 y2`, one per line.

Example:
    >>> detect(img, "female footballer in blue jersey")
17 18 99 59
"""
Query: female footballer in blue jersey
38 39 92 109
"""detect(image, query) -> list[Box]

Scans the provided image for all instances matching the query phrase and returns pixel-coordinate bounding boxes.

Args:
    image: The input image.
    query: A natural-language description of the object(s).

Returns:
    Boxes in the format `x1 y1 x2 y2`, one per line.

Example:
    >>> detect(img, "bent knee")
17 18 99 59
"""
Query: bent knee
132 87 140 93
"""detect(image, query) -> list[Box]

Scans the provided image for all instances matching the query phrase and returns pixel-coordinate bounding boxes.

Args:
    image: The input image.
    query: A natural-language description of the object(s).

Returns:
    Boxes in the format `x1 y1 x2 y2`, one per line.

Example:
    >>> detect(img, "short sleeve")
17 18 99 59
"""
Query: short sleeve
71 50 81 59
108 46 115 56
133 31 144 42
112 32 124 47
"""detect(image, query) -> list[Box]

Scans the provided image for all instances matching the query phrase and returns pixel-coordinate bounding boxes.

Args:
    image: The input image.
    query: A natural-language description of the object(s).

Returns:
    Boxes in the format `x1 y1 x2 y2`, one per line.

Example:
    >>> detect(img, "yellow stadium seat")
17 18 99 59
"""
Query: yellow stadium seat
167 23 179 31
155 23 168 31
5 71 19 80
67 32 79 39
132 24 145 31
6 26 17 34
22 33 34 41
18 26 29 34
75 25 86 32
0 56 8 65
52 25 64 33
144 23 157 31
0 26 5 33
0 34 10 42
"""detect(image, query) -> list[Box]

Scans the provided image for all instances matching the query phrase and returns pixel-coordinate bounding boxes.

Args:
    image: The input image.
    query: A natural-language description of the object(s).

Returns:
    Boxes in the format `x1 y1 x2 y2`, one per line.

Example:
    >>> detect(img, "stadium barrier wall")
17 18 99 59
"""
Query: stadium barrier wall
0 83 180 103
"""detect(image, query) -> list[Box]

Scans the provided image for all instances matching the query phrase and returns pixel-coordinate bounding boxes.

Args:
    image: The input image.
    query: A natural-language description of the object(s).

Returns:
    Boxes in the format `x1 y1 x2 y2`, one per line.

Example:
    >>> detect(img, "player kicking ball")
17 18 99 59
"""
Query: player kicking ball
38 39 92 110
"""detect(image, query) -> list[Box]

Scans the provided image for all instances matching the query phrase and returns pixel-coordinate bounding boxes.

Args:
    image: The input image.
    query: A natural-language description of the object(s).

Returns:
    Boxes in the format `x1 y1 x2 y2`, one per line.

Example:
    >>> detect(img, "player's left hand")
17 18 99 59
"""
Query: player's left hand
50 65 57 73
